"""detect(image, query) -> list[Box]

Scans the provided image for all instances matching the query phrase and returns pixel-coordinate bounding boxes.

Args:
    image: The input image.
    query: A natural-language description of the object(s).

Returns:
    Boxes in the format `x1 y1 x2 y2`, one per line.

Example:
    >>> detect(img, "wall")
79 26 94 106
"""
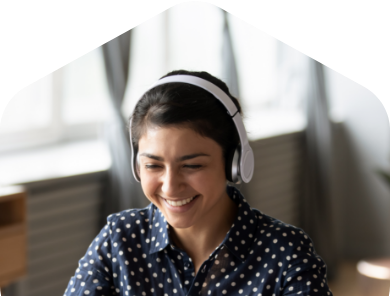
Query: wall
243 131 304 228
325 67 390 258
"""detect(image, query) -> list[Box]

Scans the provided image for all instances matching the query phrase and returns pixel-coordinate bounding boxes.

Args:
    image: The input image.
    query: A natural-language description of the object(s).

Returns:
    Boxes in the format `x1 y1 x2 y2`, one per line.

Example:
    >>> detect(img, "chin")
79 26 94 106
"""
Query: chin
165 215 196 229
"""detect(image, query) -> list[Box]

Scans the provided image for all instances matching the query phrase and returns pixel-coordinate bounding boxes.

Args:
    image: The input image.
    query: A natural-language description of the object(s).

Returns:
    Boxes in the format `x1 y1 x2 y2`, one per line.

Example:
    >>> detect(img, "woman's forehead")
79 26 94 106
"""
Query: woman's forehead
138 126 222 158
140 125 203 142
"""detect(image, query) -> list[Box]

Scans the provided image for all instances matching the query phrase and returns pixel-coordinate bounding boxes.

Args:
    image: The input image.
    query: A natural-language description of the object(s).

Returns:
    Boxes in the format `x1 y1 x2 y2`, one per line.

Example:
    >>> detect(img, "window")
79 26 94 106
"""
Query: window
1 74 52 133
62 47 110 125
124 4 307 140
123 2 224 117
1 2 308 153
0 47 111 153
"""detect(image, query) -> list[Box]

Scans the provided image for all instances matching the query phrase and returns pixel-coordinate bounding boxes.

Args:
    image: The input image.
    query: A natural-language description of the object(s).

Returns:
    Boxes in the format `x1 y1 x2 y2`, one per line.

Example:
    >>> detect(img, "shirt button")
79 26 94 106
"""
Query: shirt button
185 262 191 268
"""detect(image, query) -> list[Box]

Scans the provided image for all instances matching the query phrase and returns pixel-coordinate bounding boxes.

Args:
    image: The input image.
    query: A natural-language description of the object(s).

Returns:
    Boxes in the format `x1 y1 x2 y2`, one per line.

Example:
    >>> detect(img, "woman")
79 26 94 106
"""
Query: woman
64 70 333 295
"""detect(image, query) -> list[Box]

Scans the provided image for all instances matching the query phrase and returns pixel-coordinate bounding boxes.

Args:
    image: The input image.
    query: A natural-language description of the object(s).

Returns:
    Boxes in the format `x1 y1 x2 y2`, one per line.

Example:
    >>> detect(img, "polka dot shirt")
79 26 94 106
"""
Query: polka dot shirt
64 186 333 296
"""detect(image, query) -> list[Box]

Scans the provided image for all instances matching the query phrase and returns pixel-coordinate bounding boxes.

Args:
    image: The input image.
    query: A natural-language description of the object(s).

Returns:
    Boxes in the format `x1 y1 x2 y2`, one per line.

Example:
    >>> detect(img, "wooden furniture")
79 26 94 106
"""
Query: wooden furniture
0 185 27 288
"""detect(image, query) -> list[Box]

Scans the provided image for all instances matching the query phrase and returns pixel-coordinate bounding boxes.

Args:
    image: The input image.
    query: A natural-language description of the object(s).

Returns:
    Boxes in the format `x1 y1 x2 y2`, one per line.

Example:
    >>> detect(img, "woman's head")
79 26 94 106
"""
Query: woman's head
130 69 242 173
130 70 242 229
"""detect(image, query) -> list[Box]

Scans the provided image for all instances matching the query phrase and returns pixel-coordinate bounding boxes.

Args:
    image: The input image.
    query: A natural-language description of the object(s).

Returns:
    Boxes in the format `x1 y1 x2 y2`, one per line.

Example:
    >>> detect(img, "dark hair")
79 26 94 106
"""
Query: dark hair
129 69 242 164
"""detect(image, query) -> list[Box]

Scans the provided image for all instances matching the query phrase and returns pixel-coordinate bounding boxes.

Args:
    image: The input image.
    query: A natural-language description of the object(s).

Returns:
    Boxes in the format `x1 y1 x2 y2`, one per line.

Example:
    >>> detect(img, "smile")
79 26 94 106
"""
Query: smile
164 195 199 207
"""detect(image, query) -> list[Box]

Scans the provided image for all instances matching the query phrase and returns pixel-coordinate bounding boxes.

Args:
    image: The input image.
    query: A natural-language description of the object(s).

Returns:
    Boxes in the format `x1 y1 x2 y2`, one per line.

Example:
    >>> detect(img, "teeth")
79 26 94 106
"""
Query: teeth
166 196 196 207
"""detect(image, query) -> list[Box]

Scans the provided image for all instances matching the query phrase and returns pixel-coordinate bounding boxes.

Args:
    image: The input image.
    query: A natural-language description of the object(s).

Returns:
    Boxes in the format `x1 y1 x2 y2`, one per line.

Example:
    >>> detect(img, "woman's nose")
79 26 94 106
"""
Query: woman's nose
161 168 183 196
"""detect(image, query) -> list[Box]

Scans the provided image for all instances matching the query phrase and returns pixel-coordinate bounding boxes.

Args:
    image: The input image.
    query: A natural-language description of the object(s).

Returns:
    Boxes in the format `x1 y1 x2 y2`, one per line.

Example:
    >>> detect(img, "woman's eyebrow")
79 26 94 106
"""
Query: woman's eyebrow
139 153 210 162
177 153 210 161
139 153 164 161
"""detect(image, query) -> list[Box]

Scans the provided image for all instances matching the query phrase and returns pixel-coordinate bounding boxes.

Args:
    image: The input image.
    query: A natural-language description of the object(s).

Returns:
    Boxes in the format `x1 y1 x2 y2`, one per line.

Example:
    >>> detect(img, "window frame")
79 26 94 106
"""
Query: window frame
0 66 105 154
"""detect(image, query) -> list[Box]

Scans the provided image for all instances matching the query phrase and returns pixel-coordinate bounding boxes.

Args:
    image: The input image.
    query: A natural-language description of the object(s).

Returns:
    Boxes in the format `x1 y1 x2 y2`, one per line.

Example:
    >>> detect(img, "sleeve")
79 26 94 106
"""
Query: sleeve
281 229 333 296
63 216 116 296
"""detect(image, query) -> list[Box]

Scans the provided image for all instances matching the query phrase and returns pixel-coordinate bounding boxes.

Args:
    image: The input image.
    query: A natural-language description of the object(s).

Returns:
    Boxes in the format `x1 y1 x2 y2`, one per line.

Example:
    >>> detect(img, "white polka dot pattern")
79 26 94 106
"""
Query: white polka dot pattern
63 186 333 296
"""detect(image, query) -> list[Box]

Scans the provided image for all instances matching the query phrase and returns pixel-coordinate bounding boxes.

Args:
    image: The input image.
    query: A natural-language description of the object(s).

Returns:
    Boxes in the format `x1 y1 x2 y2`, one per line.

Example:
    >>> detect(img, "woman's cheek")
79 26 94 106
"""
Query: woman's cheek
140 175 158 201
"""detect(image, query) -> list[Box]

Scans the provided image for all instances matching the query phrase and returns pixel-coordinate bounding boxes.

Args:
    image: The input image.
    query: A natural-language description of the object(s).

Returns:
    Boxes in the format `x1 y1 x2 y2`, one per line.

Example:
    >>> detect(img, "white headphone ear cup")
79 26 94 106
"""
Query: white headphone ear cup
231 148 241 184
225 146 237 182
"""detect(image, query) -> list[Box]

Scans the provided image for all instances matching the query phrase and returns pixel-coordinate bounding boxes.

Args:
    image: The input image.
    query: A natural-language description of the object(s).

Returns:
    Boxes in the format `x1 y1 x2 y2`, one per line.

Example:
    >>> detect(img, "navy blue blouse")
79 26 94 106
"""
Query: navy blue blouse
64 186 333 296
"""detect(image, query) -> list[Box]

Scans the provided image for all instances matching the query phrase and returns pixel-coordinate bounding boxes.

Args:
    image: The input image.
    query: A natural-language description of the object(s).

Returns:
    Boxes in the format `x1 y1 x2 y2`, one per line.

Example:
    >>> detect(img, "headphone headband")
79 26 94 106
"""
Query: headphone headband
130 75 254 183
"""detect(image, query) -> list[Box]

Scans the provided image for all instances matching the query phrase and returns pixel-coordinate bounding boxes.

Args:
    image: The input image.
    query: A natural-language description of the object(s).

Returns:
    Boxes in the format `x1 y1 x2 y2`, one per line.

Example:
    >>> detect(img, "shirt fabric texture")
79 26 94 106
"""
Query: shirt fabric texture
64 186 333 296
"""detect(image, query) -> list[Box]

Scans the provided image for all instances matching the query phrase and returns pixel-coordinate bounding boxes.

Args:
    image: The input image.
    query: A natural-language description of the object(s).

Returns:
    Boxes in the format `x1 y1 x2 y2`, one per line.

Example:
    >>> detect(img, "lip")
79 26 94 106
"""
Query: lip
160 195 200 213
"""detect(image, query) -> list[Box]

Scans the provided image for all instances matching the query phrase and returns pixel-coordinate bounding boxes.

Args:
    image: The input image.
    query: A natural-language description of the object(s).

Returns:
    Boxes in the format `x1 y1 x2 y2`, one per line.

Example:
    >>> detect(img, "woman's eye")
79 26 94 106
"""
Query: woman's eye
145 164 161 169
183 165 202 169
144 164 202 170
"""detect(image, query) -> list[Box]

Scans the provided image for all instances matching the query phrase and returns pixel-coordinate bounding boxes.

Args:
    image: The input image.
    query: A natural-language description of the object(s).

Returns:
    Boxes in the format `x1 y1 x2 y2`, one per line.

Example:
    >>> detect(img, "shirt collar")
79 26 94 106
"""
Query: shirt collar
149 206 171 255
148 185 258 261
222 185 258 263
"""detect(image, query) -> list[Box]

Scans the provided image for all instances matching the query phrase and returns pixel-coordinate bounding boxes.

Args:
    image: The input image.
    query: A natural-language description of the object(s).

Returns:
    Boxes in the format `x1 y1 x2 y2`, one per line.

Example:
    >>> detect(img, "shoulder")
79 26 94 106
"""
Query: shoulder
105 204 156 242
252 209 310 245
250 210 321 263
107 204 154 223
250 211 330 292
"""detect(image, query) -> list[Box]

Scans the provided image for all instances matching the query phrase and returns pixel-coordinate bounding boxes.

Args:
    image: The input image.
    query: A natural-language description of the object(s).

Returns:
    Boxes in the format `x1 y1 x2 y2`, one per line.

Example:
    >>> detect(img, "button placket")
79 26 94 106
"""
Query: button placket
175 251 194 295
185 262 192 269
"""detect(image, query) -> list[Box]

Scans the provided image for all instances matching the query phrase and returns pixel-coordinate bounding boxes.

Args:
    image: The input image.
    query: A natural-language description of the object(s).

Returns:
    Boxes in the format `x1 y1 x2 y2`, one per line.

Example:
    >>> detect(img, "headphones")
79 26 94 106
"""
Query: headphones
129 75 254 184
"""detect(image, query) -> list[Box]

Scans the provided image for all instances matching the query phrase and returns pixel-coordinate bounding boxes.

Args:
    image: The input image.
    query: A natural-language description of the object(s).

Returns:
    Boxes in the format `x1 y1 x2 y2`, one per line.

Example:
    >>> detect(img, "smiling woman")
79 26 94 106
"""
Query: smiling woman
138 126 237 273
64 70 333 296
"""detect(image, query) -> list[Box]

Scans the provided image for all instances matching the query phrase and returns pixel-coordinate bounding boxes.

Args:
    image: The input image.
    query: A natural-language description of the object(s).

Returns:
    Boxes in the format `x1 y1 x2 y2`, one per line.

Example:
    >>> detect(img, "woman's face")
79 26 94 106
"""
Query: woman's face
138 125 229 229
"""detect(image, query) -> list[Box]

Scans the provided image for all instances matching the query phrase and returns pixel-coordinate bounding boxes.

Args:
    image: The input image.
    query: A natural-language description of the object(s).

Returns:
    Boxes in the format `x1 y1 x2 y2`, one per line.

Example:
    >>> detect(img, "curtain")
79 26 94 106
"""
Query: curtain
101 30 145 224
302 60 339 279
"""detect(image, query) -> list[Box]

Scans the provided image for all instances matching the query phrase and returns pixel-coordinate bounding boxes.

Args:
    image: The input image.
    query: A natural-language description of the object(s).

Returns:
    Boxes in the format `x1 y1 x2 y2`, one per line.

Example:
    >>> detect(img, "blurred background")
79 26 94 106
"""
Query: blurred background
1 2 390 295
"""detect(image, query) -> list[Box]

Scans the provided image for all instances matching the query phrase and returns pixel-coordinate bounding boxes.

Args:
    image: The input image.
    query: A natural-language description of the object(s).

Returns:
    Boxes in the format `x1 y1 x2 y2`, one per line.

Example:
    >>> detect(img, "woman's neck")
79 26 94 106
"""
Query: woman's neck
169 192 238 274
